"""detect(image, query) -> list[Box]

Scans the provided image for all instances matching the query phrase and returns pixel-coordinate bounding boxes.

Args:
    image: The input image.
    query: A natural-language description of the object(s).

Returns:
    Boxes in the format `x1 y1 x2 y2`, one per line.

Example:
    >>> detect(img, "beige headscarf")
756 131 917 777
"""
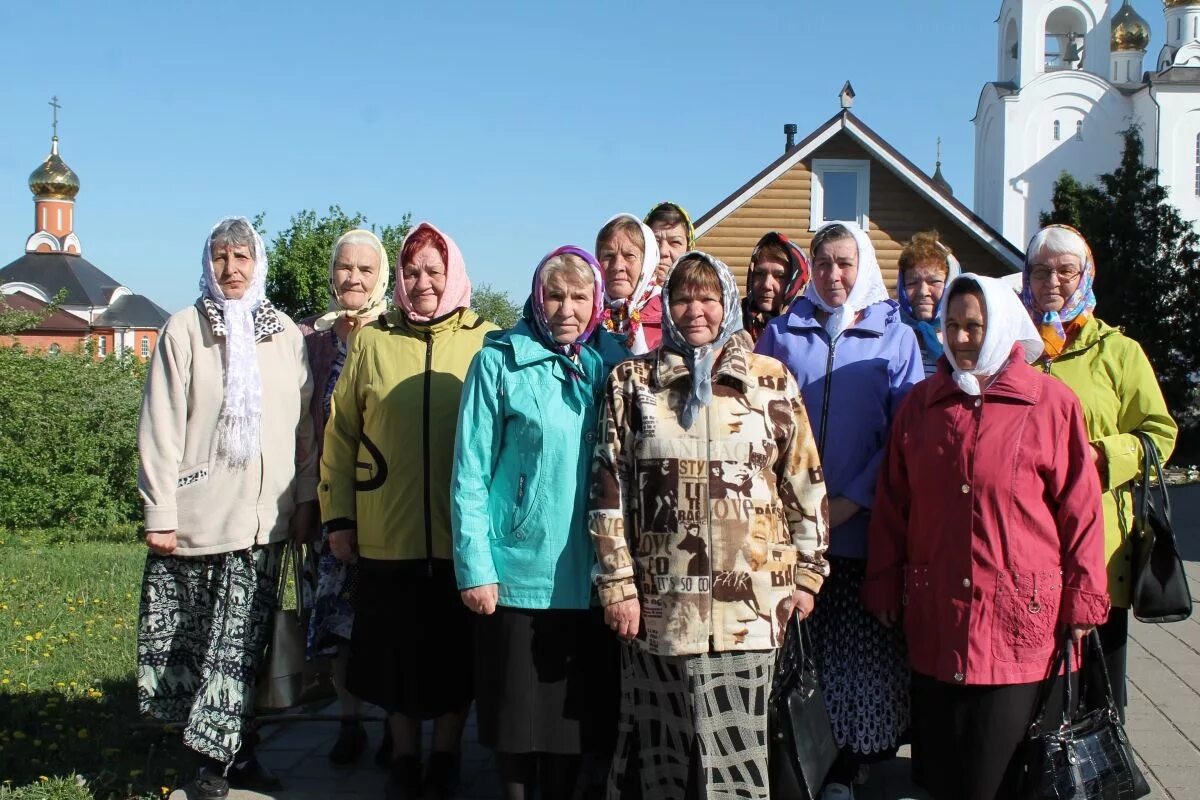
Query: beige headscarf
312 229 391 331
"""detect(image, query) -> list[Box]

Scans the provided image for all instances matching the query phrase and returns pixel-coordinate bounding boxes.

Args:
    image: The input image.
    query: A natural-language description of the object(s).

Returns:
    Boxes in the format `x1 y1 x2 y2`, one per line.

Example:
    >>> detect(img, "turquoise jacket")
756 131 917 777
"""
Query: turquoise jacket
451 320 616 609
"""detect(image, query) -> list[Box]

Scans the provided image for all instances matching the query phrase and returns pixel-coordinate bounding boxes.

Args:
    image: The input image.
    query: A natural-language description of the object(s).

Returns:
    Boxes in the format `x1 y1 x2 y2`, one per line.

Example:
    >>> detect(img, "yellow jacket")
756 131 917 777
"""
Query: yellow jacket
319 308 496 562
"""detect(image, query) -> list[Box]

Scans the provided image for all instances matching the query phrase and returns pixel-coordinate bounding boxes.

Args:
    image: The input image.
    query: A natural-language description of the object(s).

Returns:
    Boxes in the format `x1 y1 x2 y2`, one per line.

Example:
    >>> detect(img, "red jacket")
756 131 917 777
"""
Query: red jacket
862 347 1109 686
639 295 663 351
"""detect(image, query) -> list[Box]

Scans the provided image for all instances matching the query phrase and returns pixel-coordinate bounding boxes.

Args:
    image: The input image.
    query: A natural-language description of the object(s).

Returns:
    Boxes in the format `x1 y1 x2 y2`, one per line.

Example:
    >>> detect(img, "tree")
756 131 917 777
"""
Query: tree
259 207 411 320
1041 126 1200 428
471 283 523 329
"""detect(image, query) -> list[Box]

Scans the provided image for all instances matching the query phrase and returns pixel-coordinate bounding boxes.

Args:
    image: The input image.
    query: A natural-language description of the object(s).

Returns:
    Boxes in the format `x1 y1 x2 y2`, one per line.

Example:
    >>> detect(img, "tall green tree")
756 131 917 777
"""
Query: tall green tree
1041 127 1200 427
259 206 410 320
472 283 523 330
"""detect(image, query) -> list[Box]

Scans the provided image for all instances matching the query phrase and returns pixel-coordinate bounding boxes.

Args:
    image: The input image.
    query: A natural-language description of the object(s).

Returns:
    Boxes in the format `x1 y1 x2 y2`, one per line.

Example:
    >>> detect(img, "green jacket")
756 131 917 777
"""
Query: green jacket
319 308 497 562
451 320 610 609
1042 316 1177 608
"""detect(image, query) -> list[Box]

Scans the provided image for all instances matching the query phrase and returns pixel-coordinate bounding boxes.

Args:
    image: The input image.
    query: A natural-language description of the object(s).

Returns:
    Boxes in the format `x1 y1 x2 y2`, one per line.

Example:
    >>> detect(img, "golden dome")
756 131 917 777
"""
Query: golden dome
1113 2 1151 52
28 137 79 200
1165 0 1200 9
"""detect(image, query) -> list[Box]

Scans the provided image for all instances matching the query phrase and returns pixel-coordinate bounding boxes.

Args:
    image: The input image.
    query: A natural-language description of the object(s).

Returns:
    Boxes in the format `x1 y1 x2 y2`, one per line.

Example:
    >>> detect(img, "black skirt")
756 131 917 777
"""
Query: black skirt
474 605 618 755
347 557 474 719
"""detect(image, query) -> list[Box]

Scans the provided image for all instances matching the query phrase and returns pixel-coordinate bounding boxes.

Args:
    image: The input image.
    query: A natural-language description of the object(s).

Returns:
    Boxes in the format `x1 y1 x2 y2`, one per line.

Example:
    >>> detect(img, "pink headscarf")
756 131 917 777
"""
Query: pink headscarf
392 221 472 323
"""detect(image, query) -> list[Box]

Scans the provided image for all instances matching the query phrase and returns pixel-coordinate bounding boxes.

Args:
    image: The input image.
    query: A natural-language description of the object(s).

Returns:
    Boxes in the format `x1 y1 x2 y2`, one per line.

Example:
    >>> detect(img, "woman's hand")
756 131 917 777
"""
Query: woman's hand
289 501 318 544
828 497 861 528
606 598 641 640
461 584 499 615
873 609 900 628
1069 624 1095 643
328 529 358 563
145 531 177 556
778 589 816 640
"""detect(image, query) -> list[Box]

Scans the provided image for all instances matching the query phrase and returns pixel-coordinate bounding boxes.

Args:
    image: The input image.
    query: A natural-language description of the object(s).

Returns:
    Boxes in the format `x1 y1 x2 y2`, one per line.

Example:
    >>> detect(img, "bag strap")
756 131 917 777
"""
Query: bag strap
1134 430 1171 522
275 542 306 612
1029 632 1074 735
1082 628 1122 718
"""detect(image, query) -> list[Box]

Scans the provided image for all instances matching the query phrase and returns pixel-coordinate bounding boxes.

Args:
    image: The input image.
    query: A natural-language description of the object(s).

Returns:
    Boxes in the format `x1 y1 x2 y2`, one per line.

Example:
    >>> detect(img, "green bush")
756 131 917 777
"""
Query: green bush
0 346 145 530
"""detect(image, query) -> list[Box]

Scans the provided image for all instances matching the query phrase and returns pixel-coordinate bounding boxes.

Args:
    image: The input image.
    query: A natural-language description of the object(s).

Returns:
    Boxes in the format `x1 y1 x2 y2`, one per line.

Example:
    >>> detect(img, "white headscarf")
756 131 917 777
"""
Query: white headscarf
940 273 1044 396
312 229 390 332
600 212 662 354
803 221 889 339
200 216 268 469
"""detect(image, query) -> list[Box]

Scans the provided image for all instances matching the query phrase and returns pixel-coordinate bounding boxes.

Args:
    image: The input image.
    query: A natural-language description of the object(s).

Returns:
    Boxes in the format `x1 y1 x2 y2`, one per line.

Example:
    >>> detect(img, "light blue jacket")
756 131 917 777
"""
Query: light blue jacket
451 320 615 609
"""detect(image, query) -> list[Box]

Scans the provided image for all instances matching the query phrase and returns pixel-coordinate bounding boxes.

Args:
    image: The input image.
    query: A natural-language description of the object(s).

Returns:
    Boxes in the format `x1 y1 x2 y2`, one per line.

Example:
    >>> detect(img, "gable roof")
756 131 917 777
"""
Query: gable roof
92 293 170 330
1 290 90 332
695 110 1025 272
0 252 126 307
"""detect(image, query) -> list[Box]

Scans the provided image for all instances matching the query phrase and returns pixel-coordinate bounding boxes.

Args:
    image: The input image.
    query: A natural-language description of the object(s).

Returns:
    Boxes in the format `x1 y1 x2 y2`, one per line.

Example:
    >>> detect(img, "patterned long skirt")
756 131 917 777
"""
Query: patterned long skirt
607 644 774 800
809 555 910 760
137 544 283 765
304 527 355 659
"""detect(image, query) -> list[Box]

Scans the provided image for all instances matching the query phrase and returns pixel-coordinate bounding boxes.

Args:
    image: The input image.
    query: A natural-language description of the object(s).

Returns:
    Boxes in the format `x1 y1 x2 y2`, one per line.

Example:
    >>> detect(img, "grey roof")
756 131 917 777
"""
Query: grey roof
0 252 123 307
1152 66 1200 86
92 293 170 329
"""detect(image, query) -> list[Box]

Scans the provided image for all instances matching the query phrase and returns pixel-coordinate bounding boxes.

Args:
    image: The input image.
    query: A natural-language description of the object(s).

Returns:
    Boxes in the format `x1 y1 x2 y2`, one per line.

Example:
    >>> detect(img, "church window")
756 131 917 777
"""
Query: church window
810 159 871 231
1194 134 1200 196
1076 121 1083 141
48 344 60 355
1054 121 1061 141
96 335 106 357
1178 17 1183 41
141 336 150 359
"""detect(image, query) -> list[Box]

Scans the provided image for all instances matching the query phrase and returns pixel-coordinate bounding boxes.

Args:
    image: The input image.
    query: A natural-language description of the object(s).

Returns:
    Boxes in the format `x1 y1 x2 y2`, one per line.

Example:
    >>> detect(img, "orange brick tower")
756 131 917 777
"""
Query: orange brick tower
25 97 82 256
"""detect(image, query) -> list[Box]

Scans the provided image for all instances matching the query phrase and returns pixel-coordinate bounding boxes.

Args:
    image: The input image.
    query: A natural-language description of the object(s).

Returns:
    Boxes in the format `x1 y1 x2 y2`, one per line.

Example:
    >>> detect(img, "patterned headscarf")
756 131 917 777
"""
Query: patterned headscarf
896 240 961 360
643 201 696 247
661 251 744 429
804 221 889 339
393 222 472 323
1020 224 1097 360
525 245 605 359
599 213 662 353
744 231 811 341
312 229 390 332
199 216 268 469
942 274 1043 396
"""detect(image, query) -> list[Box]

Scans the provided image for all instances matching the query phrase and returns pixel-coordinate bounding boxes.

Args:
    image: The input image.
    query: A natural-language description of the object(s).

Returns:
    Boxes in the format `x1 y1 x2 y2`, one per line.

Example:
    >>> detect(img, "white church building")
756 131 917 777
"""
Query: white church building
975 0 1200 249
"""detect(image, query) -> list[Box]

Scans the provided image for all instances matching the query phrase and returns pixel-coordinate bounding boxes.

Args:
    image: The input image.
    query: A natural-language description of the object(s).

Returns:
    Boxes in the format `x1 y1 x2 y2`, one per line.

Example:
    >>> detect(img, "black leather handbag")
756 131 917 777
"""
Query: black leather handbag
1022 631 1150 799
1130 431 1192 623
768 615 839 800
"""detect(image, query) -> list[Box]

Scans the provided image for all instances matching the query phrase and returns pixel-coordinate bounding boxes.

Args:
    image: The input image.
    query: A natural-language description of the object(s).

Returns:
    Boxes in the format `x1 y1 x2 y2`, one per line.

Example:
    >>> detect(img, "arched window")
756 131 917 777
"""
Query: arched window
1054 120 1062 141
1076 121 1084 141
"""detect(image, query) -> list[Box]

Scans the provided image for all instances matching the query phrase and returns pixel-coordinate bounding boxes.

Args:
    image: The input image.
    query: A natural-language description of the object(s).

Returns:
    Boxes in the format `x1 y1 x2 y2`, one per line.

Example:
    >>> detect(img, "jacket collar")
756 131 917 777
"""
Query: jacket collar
378 307 483 335
488 320 600 379
925 343 1042 407
198 297 285 342
784 297 894 338
653 330 757 392
1052 315 1118 359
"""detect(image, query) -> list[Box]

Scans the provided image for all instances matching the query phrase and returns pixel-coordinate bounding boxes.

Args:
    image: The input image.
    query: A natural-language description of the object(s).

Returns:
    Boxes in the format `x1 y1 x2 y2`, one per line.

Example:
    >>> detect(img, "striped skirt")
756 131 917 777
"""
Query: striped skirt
608 644 774 800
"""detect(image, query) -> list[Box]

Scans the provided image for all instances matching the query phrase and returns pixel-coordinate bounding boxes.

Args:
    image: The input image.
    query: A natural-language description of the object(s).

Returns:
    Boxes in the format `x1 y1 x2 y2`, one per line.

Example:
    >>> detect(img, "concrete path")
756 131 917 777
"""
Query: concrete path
173 486 1200 799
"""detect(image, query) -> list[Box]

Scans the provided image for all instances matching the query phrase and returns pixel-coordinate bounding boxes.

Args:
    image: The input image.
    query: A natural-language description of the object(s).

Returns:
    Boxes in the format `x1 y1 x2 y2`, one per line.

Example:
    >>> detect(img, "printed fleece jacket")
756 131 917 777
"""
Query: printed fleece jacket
319 308 497 563
589 330 830 657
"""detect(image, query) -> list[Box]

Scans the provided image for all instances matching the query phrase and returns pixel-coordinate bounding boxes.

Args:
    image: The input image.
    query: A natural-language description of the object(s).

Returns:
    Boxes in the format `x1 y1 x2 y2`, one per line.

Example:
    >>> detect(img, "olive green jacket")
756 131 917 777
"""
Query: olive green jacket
1041 316 1177 608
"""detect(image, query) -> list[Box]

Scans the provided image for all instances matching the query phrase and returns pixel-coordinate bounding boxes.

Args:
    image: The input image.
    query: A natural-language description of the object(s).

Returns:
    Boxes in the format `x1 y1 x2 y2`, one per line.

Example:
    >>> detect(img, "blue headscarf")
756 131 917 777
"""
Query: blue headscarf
661 251 744 429
897 241 960 360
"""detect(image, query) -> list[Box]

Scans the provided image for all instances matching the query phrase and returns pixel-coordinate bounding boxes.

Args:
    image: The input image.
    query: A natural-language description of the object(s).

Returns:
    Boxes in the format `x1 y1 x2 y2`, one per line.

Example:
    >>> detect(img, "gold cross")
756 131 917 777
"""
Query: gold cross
49 96 61 138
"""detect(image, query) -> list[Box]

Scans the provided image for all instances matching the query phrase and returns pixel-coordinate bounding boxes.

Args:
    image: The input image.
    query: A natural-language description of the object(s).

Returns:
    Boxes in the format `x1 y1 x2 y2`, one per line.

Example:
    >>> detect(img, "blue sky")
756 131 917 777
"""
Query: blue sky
0 1 1167 313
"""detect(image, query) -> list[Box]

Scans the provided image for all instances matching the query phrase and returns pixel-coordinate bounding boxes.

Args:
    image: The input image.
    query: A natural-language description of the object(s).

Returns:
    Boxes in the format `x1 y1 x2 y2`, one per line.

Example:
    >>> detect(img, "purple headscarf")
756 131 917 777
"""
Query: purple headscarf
525 245 605 359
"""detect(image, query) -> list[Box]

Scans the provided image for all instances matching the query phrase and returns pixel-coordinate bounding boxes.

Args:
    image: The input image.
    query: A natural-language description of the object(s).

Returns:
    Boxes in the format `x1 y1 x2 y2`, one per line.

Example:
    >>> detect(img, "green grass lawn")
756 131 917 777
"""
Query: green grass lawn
0 529 189 800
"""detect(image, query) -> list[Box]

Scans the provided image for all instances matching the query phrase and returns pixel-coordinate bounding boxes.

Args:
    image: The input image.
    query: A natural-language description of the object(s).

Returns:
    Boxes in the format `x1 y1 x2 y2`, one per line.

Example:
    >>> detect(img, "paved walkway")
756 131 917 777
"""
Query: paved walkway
173 486 1200 799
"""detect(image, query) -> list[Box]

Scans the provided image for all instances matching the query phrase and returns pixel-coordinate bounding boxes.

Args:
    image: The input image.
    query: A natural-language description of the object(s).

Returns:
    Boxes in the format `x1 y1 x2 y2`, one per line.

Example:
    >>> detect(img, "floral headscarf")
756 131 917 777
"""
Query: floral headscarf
1020 224 1097 360
312 229 390 332
896 239 961 360
661 251 744 429
525 245 605 359
598 213 661 353
643 201 696 247
743 231 810 342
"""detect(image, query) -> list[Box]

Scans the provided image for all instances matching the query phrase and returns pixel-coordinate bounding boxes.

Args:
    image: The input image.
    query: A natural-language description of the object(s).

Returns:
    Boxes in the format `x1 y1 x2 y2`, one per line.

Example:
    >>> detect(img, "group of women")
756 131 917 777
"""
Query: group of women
135 206 1176 800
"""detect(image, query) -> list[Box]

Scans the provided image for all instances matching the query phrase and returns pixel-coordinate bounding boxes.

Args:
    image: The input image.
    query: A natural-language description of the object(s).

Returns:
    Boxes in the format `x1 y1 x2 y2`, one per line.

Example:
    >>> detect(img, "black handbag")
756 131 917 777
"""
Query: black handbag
1022 631 1150 799
1131 431 1193 623
768 614 839 800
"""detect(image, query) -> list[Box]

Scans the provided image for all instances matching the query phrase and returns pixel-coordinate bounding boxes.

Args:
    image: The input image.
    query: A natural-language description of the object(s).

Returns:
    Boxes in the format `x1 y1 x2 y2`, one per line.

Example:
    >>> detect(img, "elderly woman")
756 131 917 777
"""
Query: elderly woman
320 222 497 800
590 251 829 800
897 230 961 377
644 201 695 284
742 231 810 343
754 222 922 796
137 217 317 799
596 212 664 354
1021 224 1177 715
452 246 616 800
865 274 1110 799
297 229 389 765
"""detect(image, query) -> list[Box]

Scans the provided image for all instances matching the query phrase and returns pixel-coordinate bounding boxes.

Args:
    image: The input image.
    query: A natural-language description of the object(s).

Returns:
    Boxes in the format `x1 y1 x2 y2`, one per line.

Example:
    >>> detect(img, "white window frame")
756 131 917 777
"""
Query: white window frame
809 159 871 231
96 335 106 357
141 336 150 359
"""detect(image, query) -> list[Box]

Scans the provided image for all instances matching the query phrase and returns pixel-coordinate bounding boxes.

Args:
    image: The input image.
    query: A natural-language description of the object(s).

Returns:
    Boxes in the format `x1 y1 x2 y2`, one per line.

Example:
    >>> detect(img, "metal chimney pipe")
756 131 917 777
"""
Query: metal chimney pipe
784 123 798 152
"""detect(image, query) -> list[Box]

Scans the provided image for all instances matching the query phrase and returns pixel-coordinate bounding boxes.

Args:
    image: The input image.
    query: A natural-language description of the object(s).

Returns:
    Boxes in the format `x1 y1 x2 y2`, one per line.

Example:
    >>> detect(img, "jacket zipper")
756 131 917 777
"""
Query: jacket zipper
818 335 837 460
705 400 715 651
422 332 434 577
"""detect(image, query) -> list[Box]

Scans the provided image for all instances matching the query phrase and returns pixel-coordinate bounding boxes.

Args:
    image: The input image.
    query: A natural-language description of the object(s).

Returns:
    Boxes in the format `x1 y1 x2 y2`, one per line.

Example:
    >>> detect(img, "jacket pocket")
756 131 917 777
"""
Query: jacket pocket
992 569 1062 663
177 463 210 489
354 431 388 492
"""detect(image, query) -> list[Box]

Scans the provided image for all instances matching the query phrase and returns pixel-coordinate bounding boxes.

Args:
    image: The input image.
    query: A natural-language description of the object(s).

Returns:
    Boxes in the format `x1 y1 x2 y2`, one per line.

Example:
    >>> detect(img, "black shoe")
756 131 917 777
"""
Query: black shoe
424 751 461 800
227 757 283 792
375 719 394 768
329 719 368 765
193 768 229 800
385 755 423 800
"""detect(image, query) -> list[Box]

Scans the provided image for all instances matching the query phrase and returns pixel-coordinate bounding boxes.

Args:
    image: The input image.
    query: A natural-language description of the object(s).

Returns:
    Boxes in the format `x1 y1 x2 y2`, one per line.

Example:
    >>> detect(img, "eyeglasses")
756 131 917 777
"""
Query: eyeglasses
1029 266 1083 283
